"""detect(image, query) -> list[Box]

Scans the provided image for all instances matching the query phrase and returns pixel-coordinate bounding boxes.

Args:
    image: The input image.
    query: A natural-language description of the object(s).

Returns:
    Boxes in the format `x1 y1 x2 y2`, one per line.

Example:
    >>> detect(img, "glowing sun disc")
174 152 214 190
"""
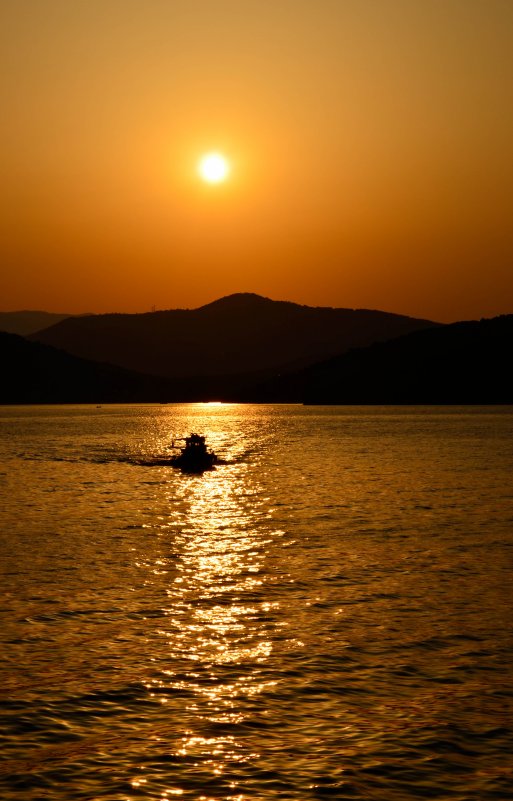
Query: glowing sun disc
198 152 230 183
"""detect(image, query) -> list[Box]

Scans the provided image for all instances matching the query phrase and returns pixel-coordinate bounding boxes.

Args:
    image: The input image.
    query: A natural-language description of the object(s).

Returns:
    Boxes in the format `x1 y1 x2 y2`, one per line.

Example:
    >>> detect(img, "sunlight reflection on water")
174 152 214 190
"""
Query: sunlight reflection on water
127 411 289 794
1 404 513 799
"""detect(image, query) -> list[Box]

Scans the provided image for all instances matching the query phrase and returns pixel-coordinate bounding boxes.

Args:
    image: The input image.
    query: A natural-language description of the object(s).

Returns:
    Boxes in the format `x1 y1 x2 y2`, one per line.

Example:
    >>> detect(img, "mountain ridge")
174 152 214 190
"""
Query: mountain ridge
249 314 513 405
0 331 174 404
0 310 75 336
29 293 440 380
2 312 512 405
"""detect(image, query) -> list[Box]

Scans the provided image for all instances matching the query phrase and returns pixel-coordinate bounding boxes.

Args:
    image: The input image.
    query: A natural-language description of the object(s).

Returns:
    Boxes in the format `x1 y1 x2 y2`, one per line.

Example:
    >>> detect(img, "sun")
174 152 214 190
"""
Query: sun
198 152 230 184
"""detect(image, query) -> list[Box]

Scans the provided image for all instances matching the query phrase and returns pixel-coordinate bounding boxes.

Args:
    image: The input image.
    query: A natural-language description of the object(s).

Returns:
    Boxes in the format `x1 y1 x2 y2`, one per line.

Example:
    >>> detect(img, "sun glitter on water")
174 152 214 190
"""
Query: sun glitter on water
198 152 230 184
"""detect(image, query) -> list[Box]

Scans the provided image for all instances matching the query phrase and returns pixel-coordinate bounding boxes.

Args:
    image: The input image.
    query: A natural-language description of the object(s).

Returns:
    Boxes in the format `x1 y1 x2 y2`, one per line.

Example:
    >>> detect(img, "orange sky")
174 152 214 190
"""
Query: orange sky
1 0 512 322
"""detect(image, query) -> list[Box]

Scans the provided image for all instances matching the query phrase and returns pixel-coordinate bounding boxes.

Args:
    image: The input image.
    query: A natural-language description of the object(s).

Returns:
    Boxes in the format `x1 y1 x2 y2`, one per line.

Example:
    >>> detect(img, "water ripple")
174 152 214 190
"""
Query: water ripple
1 405 513 799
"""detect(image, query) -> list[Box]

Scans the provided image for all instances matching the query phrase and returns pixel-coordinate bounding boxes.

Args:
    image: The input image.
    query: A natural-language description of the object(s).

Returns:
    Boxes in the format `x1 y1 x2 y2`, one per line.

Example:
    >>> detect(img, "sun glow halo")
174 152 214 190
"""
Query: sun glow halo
198 152 230 184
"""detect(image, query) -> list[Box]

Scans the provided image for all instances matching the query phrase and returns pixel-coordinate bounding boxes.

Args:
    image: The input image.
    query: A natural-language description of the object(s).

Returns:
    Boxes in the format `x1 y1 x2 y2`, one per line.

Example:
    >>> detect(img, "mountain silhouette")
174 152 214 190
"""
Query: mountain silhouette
3 313 512 405
0 331 174 404
0 310 73 336
29 293 439 381
279 314 512 404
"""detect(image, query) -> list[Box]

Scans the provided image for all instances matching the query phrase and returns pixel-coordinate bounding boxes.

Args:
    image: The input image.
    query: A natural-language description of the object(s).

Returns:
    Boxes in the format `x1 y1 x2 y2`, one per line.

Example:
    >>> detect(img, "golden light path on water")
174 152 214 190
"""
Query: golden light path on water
2 405 513 800
131 409 295 798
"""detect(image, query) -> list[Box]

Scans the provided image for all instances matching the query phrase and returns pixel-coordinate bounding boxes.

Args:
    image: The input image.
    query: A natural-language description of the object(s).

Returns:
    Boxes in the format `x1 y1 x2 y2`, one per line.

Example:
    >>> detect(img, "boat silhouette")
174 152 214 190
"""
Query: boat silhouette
170 433 218 473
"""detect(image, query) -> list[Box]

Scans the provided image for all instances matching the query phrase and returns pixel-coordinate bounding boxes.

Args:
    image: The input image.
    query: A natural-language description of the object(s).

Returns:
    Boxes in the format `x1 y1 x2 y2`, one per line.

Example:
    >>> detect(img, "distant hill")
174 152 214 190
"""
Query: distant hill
30 293 439 380
0 330 283 404
0 311 73 336
0 331 177 404
3 314 512 405
250 314 512 404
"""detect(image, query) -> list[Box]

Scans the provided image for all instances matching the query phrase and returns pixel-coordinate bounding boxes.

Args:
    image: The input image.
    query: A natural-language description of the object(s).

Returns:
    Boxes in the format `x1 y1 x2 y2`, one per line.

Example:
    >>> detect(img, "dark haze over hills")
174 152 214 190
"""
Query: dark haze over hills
0 311 73 336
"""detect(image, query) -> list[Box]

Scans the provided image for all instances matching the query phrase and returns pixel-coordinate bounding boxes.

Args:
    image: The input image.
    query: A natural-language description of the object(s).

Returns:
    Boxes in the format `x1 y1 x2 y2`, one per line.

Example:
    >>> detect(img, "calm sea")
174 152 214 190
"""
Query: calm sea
1 404 513 801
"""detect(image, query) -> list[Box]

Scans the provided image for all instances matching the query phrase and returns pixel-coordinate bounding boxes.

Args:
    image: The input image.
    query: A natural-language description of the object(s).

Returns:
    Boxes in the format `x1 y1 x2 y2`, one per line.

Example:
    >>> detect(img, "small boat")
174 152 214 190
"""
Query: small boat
170 433 218 473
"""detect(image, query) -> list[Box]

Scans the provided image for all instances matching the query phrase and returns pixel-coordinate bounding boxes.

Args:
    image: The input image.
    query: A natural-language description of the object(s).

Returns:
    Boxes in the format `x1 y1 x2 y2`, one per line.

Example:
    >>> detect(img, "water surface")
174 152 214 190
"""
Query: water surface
1 404 512 800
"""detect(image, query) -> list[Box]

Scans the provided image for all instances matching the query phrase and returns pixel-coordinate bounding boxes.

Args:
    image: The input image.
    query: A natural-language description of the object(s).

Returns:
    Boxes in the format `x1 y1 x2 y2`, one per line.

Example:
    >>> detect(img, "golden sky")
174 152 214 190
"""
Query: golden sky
1 0 512 322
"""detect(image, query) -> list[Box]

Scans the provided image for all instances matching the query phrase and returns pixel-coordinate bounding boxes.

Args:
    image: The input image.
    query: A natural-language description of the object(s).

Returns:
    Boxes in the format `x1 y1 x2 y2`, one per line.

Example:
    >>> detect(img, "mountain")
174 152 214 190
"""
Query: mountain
0 331 177 404
256 314 511 405
29 293 439 381
0 330 283 404
3 313 511 405
0 311 74 336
